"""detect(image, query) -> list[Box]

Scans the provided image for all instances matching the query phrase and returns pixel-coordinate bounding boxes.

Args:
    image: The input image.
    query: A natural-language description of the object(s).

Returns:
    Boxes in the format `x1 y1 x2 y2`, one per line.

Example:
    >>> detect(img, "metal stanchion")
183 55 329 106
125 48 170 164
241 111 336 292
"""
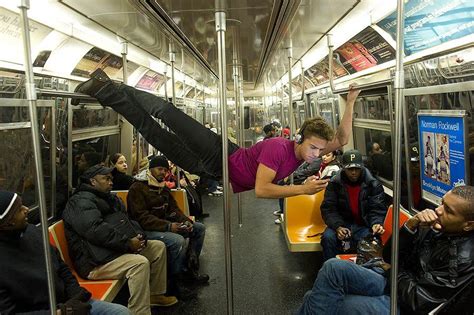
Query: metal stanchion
121 41 134 176
18 1 57 313
390 0 406 314
288 47 294 184
232 24 244 227
168 47 181 188
215 1 234 313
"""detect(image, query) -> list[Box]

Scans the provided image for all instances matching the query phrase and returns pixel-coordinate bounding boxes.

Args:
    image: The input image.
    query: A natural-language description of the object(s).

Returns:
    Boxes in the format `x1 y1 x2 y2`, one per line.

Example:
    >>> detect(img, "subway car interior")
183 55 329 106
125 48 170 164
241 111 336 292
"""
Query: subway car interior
0 0 473 314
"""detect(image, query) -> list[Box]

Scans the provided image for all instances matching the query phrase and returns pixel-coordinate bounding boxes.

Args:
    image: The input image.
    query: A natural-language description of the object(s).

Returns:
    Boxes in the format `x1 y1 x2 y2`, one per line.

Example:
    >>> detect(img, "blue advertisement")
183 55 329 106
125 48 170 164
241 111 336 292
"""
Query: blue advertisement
377 0 474 55
418 111 467 204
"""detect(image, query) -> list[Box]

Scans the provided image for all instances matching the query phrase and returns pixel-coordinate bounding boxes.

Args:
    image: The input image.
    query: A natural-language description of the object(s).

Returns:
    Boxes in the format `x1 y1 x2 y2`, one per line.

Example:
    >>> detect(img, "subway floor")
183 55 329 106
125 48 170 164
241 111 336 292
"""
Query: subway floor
148 190 324 315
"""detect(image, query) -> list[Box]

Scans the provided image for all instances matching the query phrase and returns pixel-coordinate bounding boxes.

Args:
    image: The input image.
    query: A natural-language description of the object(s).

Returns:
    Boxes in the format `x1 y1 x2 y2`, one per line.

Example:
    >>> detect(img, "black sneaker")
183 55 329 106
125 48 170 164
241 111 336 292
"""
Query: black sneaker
71 68 112 105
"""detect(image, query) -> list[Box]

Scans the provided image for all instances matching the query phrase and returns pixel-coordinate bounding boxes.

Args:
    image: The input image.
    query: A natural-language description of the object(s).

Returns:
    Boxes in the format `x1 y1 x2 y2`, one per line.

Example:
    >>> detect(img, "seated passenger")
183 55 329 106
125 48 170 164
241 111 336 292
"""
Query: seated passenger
127 156 209 296
62 165 177 314
298 186 474 315
318 151 341 179
259 124 276 142
0 190 129 315
321 149 387 260
110 153 135 190
72 69 361 199
273 151 341 224
73 151 103 186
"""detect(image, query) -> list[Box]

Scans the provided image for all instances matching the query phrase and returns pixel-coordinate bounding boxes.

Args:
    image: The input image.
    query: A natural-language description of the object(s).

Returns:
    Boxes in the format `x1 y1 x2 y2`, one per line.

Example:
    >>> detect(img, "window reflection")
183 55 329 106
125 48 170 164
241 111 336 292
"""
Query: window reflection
72 107 119 130
354 95 390 120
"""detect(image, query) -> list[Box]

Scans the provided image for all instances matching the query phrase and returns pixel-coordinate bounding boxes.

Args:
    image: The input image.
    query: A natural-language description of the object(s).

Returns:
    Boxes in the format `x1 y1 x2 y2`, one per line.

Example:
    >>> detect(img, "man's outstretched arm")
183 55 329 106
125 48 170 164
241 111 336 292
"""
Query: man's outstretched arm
321 85 360 155
254 164 328 199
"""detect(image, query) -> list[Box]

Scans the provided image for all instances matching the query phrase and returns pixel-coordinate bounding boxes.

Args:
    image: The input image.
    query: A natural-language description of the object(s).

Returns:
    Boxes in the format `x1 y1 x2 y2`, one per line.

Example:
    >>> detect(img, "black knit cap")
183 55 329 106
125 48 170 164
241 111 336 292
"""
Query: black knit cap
0 190 19 225
149 156 169 169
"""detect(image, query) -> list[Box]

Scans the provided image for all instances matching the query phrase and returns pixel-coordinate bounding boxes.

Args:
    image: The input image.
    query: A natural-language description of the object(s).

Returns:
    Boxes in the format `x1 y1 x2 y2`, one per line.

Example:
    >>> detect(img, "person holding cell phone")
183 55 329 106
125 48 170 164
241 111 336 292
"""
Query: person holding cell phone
320 150 388 261
127 156 209 300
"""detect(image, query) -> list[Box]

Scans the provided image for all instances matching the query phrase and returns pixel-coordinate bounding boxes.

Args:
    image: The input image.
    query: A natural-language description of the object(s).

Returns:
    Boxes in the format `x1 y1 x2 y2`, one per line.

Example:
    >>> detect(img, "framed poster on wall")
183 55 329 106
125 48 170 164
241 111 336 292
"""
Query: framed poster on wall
417 110 469 205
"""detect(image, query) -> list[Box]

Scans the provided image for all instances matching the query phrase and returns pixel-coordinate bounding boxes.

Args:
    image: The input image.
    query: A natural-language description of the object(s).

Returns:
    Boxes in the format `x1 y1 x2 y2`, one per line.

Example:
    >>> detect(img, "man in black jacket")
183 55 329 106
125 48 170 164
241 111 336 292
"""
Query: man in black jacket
63 165 177 315
0 190 129 315
297 185 474 315
321 150 387 260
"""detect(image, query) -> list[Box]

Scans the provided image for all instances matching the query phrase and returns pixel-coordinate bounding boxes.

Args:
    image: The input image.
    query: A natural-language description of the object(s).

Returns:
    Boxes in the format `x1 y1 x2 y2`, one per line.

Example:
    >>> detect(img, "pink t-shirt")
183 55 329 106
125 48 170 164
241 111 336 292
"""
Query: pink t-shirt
228 137 303 193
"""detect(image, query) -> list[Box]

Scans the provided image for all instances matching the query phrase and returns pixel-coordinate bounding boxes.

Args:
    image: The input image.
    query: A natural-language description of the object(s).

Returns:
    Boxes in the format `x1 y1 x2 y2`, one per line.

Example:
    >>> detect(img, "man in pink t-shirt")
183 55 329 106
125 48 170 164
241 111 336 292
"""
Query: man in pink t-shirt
73 69 360 199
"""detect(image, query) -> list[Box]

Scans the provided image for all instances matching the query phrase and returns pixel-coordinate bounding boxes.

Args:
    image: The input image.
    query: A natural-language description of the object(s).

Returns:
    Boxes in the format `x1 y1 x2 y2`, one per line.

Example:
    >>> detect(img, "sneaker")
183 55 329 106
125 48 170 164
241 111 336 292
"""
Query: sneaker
216 185 223 191
71 69 112 105
208 190 223 196
274 218 282 224
150 295 178 307
273 210 283 216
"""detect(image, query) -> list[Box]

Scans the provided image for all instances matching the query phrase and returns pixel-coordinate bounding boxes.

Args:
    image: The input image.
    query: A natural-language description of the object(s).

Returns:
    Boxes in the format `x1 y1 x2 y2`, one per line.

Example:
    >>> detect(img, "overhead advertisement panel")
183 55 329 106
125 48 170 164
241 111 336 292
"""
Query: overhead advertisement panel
334 27 396 74
304 56 349 86
417 110 469 205
377 0 474 55
135 70 166 92
72 47 124 80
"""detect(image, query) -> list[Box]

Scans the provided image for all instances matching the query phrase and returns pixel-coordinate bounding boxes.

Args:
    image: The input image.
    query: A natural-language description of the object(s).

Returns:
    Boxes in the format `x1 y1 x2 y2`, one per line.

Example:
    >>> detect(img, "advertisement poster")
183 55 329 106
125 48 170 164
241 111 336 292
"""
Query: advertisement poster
334 27 396 74
377 0 474 55
135 70 166 91
71 47 123 78
418 110 468 204
304 56 349 86
0 7 52 66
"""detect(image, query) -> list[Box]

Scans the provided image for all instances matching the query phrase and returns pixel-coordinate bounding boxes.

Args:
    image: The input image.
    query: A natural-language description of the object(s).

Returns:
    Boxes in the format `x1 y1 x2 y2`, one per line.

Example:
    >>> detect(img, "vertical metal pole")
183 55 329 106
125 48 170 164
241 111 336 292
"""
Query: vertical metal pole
279 87 284 127
67 101 73 193
50 103 56 218
194 84 198 120
403 107 414 211
232 25 244 227
390 0 405 314
18 1 57 313
164 70 168 100
287 48 294 184
121 42 128 85
119 42 134 175
121 42 134 176
168 48 181 188
170 49 176 104
216 2 234 313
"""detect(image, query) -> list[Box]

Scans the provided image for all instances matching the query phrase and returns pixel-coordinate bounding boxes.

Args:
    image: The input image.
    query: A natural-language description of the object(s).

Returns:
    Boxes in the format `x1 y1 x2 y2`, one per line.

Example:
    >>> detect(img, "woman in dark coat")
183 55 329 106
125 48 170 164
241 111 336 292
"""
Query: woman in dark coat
110 153 135 190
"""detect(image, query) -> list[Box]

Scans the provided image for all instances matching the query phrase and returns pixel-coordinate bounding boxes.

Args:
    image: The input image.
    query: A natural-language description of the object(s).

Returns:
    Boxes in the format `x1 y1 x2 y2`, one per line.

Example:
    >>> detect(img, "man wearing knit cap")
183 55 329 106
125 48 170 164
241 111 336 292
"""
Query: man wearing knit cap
0 190 130 314
128 156 209 298
63 165 177 314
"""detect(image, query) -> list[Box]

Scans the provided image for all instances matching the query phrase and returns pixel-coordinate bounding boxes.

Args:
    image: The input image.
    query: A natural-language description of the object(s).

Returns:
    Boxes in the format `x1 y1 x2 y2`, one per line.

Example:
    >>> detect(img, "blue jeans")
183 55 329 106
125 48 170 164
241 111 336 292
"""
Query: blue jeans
90 299 130 315
297 259 393 315
202 177 219 192
145 222 206 275
321 224 371 261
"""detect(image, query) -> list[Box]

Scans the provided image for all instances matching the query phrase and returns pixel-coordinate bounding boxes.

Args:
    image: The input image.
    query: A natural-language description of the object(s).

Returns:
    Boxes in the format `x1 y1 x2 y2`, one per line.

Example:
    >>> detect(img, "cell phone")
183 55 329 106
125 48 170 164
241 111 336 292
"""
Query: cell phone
321 175 332 180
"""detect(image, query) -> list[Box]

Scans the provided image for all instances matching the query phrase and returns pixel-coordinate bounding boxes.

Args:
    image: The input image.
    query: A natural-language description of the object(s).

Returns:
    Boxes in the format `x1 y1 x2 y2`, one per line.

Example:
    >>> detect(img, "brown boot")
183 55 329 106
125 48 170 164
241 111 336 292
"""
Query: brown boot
150 294 178 307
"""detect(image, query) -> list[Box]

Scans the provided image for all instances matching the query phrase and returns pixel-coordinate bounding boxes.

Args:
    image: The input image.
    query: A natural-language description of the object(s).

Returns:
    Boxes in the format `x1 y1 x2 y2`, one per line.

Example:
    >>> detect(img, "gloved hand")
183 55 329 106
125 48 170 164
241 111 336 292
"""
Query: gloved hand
59 299 91 315
69 287 92 302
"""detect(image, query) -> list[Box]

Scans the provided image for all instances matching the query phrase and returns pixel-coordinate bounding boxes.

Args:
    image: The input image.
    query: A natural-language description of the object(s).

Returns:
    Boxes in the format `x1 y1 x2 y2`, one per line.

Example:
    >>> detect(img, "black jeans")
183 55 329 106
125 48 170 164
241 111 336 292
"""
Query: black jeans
95 83 239 179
